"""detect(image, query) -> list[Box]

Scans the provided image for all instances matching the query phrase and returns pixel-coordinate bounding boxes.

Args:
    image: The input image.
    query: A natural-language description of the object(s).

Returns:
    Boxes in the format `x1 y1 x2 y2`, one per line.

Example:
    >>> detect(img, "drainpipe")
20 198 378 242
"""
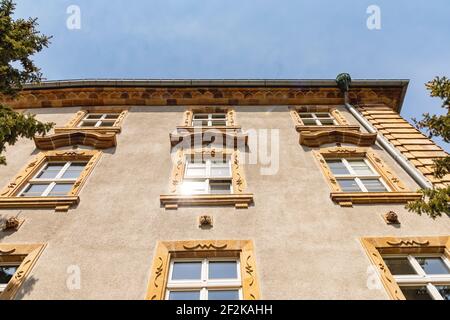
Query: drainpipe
335 73 432 189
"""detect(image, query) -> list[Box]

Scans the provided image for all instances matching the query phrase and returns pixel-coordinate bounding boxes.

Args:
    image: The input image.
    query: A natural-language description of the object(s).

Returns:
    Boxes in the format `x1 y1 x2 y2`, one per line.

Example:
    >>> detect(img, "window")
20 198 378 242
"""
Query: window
0 150 101 212
383 255 450 300
78 113 120 128
0 243 46 300
0 264 20 293
192 113 227 127
166 259 242 300
18 162 87 197
298 112 337 126
325 158 389 192
146 240 259 300
180 158 232 195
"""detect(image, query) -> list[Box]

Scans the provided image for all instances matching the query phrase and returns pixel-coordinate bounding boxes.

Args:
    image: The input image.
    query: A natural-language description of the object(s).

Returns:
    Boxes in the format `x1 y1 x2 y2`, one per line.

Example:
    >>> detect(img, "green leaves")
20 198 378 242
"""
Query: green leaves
0 104 54 165
408 76 450 218
0 0 53 165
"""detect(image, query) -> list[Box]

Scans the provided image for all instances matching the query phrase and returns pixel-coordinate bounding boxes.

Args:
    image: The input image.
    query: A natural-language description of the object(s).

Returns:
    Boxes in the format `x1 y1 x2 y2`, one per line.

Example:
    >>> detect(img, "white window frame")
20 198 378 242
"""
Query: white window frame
0 262 20 293
17 161 87 197
298 112 337 126
192 113 228 127
327 158 391 192
78 113 120 128
383 253 450 300
182 158 233 195
165 258 242 300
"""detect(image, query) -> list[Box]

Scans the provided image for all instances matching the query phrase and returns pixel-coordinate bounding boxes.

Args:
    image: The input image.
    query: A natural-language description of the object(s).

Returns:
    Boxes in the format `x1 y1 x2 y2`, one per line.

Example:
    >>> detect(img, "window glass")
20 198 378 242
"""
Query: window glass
299 113 313 118
209 181 232 194
361 179 387 192
400 286 433 300
36 164 64 179
384 257 417 275
47 183 74 196
209 261 238 279
0 265 18 285
21 183 49 197
347 160 373 175
435 285 450 300
86 114 102 119
320 119 335 125
168 291 201 300
415 257 450 275
171 262 202 280
302 119 317 125
104 114 119 119
208 290 239 300
326 160 350 175
337 179 361 192
61 163 86 179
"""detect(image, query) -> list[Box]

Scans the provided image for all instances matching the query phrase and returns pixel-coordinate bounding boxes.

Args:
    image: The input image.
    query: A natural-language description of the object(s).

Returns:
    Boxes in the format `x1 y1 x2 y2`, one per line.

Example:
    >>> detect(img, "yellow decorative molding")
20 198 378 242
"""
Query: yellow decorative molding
34 131 116 150
0 150 101 212
160 193 254 210
361 236 450 300
169 130 248 148
313 147 421 206
146 240 260 300
299 130 377 147
0 243 46 300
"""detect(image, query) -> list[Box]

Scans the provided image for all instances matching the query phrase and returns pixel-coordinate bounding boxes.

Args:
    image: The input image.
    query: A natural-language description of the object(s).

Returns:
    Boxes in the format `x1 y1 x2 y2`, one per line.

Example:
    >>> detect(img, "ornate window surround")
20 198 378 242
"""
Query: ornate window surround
0 150 102 212
54 108 128 134
361 236 450 300
0 243 46 300
146 240 260 300
290 105 377 147
313 147 422 207
160 148 253 209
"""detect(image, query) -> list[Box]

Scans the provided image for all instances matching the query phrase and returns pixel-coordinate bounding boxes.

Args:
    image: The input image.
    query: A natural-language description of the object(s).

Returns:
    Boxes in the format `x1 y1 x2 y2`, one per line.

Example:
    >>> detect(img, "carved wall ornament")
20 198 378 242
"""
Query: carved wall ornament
199 215 213 228
383 211 400 225
386 240 430 247
2 216 24 231
146 240 260 300
34 131 117 150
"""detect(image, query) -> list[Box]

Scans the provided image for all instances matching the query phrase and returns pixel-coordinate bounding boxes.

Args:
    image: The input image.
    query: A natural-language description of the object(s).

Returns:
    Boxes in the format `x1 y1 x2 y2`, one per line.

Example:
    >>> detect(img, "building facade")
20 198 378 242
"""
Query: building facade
0 79 449 300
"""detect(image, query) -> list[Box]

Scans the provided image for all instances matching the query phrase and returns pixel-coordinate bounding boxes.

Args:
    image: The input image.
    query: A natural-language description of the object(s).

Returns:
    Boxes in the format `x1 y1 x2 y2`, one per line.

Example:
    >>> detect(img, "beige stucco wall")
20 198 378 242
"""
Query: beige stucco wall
0 105 449 300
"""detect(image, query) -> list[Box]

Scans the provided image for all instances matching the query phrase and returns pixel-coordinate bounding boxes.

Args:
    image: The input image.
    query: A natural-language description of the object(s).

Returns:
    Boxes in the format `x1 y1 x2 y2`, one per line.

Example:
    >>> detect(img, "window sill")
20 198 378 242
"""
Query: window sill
176 125 242 132
160 193 254 209
330 192 422 207
0 196 80 212
54 126 121 134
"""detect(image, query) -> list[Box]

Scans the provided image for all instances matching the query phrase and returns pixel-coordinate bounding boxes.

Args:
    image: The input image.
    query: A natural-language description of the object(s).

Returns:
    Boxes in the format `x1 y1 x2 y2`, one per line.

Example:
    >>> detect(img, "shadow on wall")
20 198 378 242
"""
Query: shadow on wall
14 276 39 300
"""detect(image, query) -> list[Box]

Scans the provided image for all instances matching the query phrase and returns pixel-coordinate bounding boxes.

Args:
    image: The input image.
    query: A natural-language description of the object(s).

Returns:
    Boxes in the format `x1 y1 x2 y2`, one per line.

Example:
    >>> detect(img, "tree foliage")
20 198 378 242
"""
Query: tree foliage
407 76 450 218
0 0 53 165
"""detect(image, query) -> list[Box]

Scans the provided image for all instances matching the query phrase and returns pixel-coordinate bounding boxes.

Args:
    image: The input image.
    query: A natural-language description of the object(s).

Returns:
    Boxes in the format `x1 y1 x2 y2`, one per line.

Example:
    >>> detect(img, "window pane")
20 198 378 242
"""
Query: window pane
98 121 116 127
400 286 433 300
61 163 87 179
319 119 335 125
36 164 65 179
326 160 350 175
180 181 207 195
302 119 317 125
384 257 417 275
209 261 238 279
21 183 49 197
315 113 331 118
79 121 96 127
299 113 313 118
171 262 202 280
185 163 207 178
208 290 240 300
337 179 361 192
347 160 374 175
85 114 102 119
168 291 201 300
361 179 387 192
104 114 119 119
0 266 18 284
415 257 450 275
210 162 230 177
435 285 450 300
209 181 232 194
47 183 74 196
211 114 227 119
211 120 227 126
193 114 208 119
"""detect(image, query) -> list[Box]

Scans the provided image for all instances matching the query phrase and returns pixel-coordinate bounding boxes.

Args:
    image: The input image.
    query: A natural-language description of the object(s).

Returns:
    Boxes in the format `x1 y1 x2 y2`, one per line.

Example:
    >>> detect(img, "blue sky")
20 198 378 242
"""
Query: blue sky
14 0 450 150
